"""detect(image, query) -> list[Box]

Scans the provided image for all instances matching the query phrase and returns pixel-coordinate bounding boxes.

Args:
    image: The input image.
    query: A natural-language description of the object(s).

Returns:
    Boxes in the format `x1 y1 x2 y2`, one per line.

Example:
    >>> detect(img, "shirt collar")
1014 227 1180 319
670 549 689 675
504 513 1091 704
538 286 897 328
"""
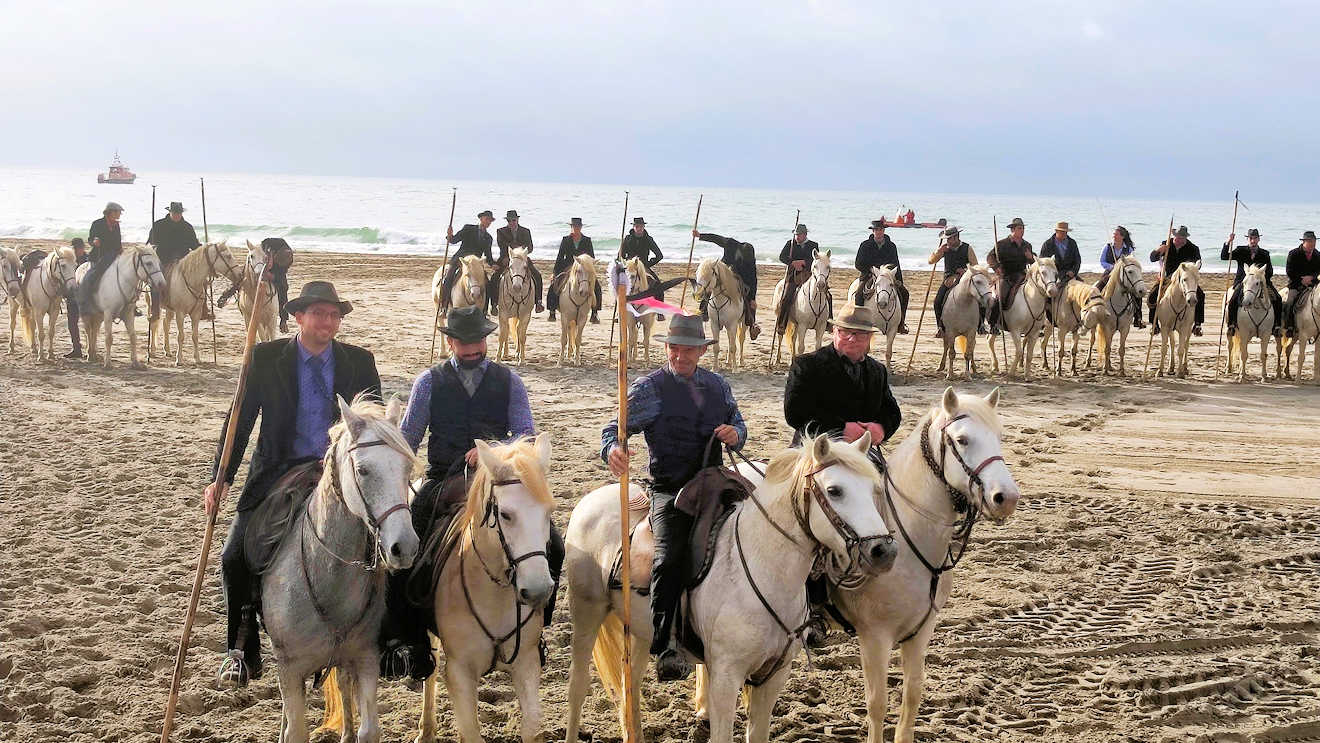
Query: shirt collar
666 365 703 384
449 356 490 373
296 336 332 364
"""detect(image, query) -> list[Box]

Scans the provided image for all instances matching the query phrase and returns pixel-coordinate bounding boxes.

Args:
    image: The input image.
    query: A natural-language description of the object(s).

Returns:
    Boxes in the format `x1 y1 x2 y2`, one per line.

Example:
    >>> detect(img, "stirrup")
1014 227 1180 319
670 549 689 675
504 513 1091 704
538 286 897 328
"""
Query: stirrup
749 324 761 340
380 640 414 680
218 649 250 689
655 649 693 682
803 612 831 649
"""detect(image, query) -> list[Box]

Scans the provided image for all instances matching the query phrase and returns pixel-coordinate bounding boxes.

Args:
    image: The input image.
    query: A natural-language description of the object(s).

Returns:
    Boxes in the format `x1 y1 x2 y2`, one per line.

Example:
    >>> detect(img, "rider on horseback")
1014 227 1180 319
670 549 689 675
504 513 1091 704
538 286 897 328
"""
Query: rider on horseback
1148 225 1206 335
147 202 201 318
1284 231 1320 337
493 210 545 315
440 211 497 312
601 314 747 681
929 226 986 337
692 228 761 339
77 202 124 312
548 218 600 322
775 224 819 332
986 217 1035 334
202 282 381 689
855 219 910 334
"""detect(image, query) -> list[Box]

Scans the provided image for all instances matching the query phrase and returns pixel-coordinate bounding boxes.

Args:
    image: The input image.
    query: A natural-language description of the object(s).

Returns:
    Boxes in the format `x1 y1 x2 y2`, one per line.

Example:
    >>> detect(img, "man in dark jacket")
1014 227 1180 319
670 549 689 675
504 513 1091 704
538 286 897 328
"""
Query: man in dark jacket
1148 225 1205 334
1221 228 1282 337
928 226 983 337
548 218 600 322
1038 221 1081 284
776 223 820 331
693 228 761 339
854 219 909 333
63 239 90 359
602 314 747 682
440 210 497 310
621 217 665 300
79 202 125 310
1284 230 1320 336
202 281 381 688
493 210 544 315
986 217 1035 332
147 201 202 319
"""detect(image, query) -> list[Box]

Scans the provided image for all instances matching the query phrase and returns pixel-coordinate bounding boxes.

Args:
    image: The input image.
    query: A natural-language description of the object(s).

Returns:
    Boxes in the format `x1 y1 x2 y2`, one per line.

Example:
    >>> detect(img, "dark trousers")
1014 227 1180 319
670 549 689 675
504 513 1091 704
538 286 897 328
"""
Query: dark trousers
65 297 81 353
987 272 1024 329
439 255 469 308
273 267 290 324
547 279 602 314
488 265 544 313
1148 284 1206 325
220 508 261 666
1284 287 1313 333
1226 283 1282 333
149 259 179 318
933 281 986 332
648 489 691 656
699 284 758 326
77 248 120 308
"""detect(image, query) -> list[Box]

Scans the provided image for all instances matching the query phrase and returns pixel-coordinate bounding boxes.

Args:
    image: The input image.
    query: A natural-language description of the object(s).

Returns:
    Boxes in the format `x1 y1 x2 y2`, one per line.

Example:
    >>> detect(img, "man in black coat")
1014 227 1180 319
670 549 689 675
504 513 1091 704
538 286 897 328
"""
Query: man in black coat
548 218 600 322
776 223 821 331
79 201 125 310
1148 225 1206 334
621 217 665 300
493 210 545 315
440 210 497 310
1038 221 1081 284
854 219 909 333
986 218 1035 332
693 228 761 339
202 281 381 688
1221 228 1282 337
1284 231 1320 336
147 201 202 319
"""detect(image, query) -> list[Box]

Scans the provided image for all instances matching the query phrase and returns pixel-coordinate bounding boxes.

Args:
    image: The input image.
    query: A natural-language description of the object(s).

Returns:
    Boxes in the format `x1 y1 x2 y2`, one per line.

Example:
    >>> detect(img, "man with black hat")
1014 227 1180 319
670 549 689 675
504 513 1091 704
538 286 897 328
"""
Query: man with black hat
440 210 497 310
147 202 202 318
621 217 665 299
1039 221 1081 284
1148 225 1206 334
548 218 600 322
928 226 984 337
202 281 382 688
1221 228 1282 338
79 201 125 310
854 219 909 333
63 238 90 359
602 313 747 681
1283 230 1320 337
776 223 822 331
986 217 1036 333
383 304 558 678
493 210 544 315
691 228 762 339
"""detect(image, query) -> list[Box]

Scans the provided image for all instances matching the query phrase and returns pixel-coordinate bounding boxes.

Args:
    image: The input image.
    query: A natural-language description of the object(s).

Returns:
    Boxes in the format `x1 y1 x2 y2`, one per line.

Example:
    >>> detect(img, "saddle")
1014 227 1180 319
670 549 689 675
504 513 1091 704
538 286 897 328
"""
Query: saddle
244 460 324 575
402 475 470 633
19 250 47 274
999 274 1026 313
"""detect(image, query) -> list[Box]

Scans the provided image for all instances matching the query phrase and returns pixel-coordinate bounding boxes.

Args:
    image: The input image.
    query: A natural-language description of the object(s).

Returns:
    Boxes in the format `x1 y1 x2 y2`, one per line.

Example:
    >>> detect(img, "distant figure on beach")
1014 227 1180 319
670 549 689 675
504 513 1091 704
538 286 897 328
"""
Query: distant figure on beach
78 202 124 312
440 210 496 311
1039 221 1081 284
776 223 820 331
64 238 89 358
1221 228 1281 338
217 237 294 332
987 217 1036 333
494 209 544 316
147 201 201 318
855 218 910 333
1149 225 1205 335
693 227 761 339
621 216 665 300
1096 225 1144 328
548 217 599 323
929 226 984 337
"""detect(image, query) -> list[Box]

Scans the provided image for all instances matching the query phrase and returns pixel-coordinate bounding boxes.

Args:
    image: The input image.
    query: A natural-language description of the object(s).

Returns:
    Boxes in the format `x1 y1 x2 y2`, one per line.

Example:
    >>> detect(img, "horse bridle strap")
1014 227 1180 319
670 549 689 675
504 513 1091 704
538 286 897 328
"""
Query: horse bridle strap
341 439 412 530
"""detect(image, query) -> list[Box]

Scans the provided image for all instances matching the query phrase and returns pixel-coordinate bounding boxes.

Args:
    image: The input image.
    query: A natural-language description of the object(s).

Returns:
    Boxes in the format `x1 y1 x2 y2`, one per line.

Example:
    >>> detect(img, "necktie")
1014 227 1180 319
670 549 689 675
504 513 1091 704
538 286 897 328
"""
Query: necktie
307 356 330 399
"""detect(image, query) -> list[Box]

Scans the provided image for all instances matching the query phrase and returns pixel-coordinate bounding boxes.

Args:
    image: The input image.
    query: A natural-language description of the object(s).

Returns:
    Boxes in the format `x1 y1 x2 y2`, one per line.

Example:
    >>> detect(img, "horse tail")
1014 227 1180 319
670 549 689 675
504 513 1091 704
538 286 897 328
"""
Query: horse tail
317 668 350 738
1097 322 1111 353
592 612 628 701
956 335 967 354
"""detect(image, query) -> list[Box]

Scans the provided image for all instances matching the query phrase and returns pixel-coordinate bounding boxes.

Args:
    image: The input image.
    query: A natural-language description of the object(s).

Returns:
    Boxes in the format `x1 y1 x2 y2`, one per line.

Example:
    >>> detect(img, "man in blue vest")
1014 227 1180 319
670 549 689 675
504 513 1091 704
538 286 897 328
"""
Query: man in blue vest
601 314 748 681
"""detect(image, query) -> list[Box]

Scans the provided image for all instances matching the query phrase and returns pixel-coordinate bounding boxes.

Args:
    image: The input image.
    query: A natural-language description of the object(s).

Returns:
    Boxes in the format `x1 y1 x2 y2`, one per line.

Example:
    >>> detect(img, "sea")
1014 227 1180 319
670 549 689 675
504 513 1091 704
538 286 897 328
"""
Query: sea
3 167 1316 273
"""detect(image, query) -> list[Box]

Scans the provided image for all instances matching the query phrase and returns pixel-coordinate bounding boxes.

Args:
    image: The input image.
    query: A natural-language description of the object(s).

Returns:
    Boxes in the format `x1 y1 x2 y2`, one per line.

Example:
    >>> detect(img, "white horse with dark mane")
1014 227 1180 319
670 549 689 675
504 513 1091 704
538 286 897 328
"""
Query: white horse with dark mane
157 241 243 365
2 247 21 353
565 433 896 743
237 241 278 342
76 245 166 369
937 266 996 381
1089 255 1145 376
19 247 78 361
262 396 419 743
1283 283 1320 384
848 265 902 368
693 256 746 371
1226 263 1279 383
624 256 656 365
992 256 1058 380
772 250 832 364
1153 261 1201 378
832 388 1020 743
558 254 597 366
497 248 535 364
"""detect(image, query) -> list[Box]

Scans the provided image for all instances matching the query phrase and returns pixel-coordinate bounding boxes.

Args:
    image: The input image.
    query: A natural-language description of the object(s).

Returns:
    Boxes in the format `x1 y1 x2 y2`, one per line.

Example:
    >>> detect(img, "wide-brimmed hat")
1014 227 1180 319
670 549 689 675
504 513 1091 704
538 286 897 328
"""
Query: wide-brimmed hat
1246 228 1261 238
1053 221 1070 232
477 210 494 220
505 210 520 221
869 219 887 230
655 314 715 347
440 305 497 343
569 217 583 226
1173 225 1191 238
941 226 962 239
632 217 646 226
1301 230 1317 241
1005 217 1025 229
285 281 353 316
827 304 880 333
795 224 809 235
167 201 185 213
104 201 124 214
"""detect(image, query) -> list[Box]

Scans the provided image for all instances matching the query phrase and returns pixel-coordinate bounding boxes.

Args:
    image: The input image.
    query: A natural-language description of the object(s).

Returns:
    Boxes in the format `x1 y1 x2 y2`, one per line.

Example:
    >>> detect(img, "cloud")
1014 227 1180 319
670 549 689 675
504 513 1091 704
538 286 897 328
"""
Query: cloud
1082 19 1105 39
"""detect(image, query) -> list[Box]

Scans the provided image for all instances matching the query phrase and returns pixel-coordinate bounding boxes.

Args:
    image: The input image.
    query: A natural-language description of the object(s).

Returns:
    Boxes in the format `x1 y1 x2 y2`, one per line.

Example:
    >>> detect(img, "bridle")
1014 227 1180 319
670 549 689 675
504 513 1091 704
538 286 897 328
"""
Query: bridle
107 251 165 313
458 261 486 306
2 258 19 299
501 257 534 310
872 276 898 329
35 252 74 304
698 263 738 326
1160 268 1195 329
177 244 240 313
800 262 831 328
564 262 592 310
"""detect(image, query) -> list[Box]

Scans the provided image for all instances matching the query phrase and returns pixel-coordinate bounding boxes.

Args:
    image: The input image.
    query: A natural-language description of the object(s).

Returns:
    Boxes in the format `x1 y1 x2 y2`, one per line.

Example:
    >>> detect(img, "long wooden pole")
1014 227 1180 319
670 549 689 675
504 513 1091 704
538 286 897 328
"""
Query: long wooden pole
903 232 943 382
678 195 703 309
1213 191 1241 379
148 185 156 363
159 275 268 742
768 209 801 370
201 178 217 364
613 271 641 743
991 218 1008 372
607 191 630 365
429 187 458 364
1142 214 1177 379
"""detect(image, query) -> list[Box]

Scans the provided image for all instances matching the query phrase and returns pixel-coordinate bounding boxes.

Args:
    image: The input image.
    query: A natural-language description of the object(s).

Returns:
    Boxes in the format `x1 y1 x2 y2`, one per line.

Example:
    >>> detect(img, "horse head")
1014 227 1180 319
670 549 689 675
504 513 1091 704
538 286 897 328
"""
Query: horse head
332 395 420 571
966 265 995 308
51 247 79 294
1 248 19 297
928 387 1020 522
1242 264 1266 306
1176 261 1201 299
469 433 556 608
459 255 489 294
1035 257 1060 298
133 246 168 298
569 254 597 293
1119 255 1146 300
209 241 243 283
625 256 648 290
694 256 720 301
872 265 897 309
811 249 831 283
507 248 531 289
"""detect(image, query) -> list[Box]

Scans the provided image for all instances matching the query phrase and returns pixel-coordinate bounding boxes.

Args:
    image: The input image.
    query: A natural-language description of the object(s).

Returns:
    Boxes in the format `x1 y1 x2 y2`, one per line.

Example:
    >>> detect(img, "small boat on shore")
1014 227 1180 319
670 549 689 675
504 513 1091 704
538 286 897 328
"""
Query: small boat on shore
97 151 136 184
886 207 947 228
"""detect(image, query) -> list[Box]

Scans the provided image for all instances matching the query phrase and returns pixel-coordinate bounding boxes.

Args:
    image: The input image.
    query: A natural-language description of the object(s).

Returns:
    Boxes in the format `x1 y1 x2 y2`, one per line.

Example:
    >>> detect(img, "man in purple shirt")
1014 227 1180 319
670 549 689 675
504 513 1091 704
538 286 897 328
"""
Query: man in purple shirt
202 281 381 689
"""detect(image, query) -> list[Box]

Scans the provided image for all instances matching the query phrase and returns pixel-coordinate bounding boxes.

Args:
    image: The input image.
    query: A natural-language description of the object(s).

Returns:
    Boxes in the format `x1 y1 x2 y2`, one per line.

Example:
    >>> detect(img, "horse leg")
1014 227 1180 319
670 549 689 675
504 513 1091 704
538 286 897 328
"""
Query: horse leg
558 320 568 366
895 630 934 743
415 665 438 743
443 662 483 743
102 314 114 369
345 660 379 743
1259 334 1268 382
701 662 742 743
48 309 60 361
510 650 543 743
1070 330 1079 375
744 666 792 743
277 667 310 743
1311 334 1320 385
332 666 356 743
857 630 894 743
564 600 608 743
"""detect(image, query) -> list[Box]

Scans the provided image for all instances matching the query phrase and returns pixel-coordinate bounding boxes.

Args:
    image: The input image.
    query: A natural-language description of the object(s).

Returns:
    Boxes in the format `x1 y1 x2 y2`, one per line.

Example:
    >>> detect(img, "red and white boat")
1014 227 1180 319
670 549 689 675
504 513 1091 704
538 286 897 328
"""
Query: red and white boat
97 151 137 184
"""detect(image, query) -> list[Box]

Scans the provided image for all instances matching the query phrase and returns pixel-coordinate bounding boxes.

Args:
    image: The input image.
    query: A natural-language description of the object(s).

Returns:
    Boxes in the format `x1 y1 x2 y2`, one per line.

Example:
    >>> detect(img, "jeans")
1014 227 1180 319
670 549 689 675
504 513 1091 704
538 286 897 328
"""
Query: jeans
648 489 692 655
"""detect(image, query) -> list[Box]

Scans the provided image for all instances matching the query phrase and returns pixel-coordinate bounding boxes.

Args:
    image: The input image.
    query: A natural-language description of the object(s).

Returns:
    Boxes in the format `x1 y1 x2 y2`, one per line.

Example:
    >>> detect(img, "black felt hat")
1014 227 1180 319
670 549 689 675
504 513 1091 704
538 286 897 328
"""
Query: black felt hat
285 281 353 316
440 305 498 343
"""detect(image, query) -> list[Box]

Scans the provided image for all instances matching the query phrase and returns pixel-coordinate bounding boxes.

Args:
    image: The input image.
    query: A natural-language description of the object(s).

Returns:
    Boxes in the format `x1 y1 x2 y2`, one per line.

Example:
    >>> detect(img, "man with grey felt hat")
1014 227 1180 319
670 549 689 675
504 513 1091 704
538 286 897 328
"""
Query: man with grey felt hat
601 313 748 681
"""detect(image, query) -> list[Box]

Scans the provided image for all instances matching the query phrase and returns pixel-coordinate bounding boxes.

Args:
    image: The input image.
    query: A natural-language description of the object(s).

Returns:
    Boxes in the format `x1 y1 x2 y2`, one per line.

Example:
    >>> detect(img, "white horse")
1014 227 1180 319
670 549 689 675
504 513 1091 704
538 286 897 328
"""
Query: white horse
158 241 243 366
558 254 596 366
937 266 996 381
19 247 78 361
565 433 895 743
692 256 746 371
772 249 832 364
433 256 489 359
1089 255 1146 376
76 245 167 369
848 265 902 368
411 434 556 743
1 247 21 354
624 256 656 365
1153 261 1201 378
992 256 1058 380
237 241 278 342
1052 279 1103 377
833 388 1021 743
1227 264 1279 383
497 248 535 364
1283 285 1320 384
262 396 419 743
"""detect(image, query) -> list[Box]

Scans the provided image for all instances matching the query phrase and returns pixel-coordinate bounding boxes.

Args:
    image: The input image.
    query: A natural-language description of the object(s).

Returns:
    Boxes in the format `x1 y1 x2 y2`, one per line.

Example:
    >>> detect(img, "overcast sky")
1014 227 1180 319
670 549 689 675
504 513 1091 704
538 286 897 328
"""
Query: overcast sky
5 1 1318 201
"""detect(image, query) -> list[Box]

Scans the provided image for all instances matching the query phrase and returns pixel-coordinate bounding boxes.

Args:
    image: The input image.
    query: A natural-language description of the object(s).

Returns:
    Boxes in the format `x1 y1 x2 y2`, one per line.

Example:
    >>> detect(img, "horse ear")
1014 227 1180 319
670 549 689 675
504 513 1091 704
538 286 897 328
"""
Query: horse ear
812 434 830 462
246 240 256 250
534 432 552 471
985 387 1000 408
338 395 366 439
854 429 872 453
941 386 959 416
474 439 502 474
384 395 405 424
813 249 820 259
824 250 832 260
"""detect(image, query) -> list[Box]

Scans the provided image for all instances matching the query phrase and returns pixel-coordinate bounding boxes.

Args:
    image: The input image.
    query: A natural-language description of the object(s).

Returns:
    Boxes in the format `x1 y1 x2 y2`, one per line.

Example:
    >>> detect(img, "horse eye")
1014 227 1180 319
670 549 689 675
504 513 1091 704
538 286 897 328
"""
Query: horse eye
356 465 370 477
825 485 843 498
499 509 513 523
956 436 969 447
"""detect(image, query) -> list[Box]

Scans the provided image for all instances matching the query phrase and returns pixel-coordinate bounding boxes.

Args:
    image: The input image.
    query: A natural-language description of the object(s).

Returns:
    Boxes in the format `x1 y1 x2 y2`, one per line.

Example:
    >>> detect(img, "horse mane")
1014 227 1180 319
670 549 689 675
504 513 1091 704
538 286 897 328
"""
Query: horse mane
460 254 487 276
572 254 598 288
697 256 735 286
509 247 530 265
456 437 554 545
626 256 650 288
53 246 75 262
317 395 416 501
1034 256 1056 274
763 433 881 508
934 393 1002 436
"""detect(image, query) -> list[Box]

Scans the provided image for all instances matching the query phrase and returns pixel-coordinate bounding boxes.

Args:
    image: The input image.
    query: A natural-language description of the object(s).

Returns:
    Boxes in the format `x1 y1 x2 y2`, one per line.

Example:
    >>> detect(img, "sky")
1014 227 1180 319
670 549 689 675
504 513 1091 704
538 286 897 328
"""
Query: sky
4 0 1319 201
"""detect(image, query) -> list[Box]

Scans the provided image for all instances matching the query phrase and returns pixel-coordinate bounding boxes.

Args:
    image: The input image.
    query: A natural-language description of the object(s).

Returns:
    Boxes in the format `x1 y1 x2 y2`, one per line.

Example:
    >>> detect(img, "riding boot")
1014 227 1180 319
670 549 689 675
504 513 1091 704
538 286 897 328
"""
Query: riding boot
699 296 710 320
531 266 545 313
543 524 565 627
897 282 910 333
220 510 261 688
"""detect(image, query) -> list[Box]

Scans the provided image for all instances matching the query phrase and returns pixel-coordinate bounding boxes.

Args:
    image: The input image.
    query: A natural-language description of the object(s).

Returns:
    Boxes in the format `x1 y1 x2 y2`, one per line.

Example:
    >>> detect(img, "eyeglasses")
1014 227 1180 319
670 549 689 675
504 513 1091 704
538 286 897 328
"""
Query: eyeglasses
836 329 873 340
306 309 342 321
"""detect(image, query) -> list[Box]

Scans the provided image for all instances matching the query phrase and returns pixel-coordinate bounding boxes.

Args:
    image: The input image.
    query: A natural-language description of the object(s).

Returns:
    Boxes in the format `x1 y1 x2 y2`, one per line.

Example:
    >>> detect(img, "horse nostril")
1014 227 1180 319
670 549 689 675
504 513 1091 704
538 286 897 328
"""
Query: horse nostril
993 492 1004 505
869 541 895 563
391 543 402 557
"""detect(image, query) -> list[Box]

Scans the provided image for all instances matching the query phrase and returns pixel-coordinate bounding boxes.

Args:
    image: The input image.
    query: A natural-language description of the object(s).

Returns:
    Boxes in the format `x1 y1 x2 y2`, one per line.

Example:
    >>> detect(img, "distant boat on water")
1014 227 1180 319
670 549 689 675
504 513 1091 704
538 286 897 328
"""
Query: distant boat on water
97 150 137 184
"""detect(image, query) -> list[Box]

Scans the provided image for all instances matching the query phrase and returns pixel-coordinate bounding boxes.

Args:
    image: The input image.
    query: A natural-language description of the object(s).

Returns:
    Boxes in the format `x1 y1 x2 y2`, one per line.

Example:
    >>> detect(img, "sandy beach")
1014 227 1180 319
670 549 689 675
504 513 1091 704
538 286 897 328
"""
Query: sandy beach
3 240 1319 743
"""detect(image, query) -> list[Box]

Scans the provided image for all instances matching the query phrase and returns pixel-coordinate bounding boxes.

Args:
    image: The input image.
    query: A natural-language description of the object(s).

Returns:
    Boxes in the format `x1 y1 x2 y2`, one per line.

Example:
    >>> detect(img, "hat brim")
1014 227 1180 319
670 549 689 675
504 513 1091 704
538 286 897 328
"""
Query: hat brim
286 298 353 316
654 334 715 347
826 319 879 333
439 319 498 342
